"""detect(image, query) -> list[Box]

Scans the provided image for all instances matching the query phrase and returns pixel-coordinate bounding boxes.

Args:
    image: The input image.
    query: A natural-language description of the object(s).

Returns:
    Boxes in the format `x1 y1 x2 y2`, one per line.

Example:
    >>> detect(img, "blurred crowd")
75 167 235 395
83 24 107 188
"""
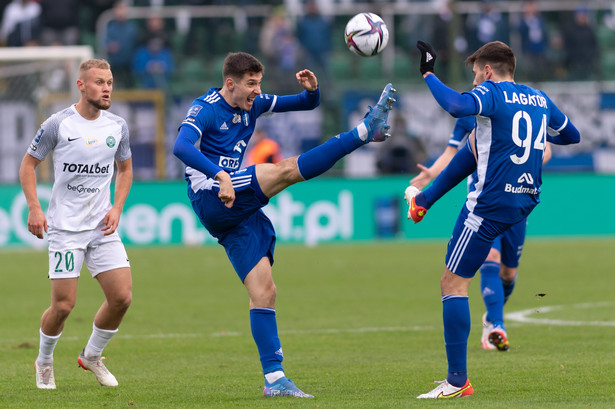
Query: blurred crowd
0 0 610 90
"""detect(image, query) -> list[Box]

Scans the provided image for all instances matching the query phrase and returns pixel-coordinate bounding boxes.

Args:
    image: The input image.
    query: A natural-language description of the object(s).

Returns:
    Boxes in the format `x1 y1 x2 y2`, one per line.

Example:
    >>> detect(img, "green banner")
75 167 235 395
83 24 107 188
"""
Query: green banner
1 174 614 249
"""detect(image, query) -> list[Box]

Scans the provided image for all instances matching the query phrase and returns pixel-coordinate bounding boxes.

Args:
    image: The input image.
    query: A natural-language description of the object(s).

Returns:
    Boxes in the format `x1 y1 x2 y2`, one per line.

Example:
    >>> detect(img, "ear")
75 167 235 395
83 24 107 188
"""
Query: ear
224 76 235 91
484 64 494 80
76 78 85 92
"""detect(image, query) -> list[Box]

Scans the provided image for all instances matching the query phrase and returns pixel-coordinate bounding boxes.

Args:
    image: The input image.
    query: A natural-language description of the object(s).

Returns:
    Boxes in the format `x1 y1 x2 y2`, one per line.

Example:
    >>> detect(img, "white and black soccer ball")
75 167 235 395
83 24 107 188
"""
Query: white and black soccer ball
344 12 389 57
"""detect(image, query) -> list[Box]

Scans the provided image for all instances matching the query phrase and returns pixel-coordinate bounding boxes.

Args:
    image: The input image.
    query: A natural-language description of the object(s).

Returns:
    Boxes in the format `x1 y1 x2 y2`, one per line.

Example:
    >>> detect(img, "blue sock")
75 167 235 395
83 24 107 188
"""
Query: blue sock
480 261 505 328
420 143 477 209
250 308 283 374
502 276 517 304
297 129 364 180
442 295 470 387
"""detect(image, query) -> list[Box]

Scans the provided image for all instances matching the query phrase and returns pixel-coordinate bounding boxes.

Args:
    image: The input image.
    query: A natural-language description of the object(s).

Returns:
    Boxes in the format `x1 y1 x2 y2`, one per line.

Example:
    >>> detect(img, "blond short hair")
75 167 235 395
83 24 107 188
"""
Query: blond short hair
79 59 111 78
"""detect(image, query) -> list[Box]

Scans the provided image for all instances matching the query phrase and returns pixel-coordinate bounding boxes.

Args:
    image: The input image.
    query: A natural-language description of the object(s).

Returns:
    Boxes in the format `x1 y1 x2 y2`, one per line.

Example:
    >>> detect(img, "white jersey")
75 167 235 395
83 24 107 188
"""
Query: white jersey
27 105 131 232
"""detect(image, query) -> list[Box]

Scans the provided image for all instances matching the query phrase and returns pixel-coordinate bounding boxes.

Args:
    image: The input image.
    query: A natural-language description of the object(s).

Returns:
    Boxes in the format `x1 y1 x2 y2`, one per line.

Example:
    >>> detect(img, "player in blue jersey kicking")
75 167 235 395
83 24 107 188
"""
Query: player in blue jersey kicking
172 51 396 398
405 41 579 398
409 115 552 352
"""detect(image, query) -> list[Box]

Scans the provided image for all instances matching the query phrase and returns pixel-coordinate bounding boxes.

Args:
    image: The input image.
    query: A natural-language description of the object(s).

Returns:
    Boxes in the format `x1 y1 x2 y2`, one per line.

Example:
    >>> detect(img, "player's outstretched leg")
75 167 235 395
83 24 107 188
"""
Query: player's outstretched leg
78 350 119 386
264 376 314 398
34 361 56 389
296 83 396 181
356 83 397 143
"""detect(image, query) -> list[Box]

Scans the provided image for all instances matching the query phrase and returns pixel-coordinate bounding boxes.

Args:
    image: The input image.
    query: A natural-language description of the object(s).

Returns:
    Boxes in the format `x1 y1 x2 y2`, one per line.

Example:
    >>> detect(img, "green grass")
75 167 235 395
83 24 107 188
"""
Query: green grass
1 239 614 408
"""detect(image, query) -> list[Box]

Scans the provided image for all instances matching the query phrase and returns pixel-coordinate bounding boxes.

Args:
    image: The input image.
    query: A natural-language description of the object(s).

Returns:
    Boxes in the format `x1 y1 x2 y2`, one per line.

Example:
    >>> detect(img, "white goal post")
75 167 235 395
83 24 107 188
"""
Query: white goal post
0 46 93 183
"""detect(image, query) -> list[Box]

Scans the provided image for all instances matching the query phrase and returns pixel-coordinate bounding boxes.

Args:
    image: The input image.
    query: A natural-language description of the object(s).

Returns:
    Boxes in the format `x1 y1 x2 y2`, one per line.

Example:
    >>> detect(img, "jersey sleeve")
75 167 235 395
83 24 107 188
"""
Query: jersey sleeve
449 116 475 148
115 118 132 162
543 93 580 145
179 101 211 138
254 89 320 116
27 115 60 160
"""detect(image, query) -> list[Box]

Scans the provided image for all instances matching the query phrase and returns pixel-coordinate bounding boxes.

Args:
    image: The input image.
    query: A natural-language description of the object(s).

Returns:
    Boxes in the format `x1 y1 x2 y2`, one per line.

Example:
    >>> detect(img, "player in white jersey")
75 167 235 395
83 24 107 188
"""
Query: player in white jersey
406 41 579 399
19 59 133 389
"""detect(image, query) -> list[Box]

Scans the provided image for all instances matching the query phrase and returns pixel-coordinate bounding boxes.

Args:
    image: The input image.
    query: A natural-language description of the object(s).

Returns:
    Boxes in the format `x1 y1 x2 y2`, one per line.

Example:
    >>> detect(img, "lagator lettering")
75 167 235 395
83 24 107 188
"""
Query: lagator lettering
63 163 110 174
503 91 547 108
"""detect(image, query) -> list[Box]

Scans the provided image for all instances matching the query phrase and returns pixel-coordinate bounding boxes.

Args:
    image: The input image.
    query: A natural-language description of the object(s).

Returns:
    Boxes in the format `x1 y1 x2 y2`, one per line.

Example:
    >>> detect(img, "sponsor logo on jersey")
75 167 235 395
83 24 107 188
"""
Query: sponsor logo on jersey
505 172 538 194
218 156 240 169
233 140 246 153
68 136 81 142
63 162 110 175
243 112 249 126
232 113 241 124
220 122 229 130
517 173 534 184
106 136 115 148
86 137 97 146
66 183 101 194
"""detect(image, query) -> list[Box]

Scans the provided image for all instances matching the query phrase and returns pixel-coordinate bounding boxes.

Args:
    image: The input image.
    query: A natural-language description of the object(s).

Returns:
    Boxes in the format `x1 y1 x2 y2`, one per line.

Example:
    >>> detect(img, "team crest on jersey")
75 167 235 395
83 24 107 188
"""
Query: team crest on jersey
106 136 116 148
232 113 241 124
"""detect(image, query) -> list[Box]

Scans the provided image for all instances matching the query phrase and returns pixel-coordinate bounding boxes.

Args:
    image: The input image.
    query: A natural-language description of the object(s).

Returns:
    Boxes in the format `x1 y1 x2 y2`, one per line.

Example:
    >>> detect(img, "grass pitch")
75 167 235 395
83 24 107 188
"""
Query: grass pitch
1 239 614 408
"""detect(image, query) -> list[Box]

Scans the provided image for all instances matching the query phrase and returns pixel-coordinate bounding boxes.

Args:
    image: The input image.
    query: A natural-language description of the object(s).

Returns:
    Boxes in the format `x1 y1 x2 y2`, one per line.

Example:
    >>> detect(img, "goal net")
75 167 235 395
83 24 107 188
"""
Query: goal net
0 46 93 183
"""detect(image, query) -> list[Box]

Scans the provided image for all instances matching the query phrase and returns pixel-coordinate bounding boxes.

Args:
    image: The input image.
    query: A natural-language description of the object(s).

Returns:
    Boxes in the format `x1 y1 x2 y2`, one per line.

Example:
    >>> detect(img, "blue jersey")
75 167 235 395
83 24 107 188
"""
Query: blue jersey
464 80 569 223
448 116 475 149
177 87 320 191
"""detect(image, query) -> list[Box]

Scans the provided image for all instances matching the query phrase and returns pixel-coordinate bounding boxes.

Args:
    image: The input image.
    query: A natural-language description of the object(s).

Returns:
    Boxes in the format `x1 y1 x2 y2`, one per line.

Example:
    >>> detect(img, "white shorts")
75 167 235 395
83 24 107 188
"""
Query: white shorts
47 225 130 279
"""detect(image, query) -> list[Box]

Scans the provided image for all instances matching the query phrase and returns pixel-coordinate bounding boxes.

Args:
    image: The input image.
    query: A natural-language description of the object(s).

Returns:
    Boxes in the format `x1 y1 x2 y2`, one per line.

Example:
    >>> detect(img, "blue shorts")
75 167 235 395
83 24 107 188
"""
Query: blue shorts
491 218 527 268
445 205 516 278
188 166 275 282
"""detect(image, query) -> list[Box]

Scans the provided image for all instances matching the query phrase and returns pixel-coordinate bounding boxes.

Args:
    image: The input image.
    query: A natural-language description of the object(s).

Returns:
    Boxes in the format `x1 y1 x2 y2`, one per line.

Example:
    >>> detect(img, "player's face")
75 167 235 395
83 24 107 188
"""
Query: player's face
81 68 113 110
472 62 487 87
232 72 262 111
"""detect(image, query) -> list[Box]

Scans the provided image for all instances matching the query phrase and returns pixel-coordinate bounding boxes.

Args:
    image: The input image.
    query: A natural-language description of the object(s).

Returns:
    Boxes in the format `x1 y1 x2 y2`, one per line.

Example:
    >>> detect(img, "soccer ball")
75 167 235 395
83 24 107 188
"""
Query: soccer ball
344 13 389 57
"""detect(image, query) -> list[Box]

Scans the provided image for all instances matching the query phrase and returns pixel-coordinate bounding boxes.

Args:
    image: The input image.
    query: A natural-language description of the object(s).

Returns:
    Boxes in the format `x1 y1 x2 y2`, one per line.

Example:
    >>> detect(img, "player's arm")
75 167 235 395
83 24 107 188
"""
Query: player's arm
545 94 580 145
172 126 235 208
18 153 46 239
103 157 133 235
543 142 552 164
268 70 320 113
416 41 478 117
416 141 477 210
410 145 458 190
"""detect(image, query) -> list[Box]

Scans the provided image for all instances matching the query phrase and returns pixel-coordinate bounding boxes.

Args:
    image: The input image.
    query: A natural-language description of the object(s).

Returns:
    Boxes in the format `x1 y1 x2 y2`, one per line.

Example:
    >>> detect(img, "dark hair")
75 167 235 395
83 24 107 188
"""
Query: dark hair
465 41 516 77
222 52 264 81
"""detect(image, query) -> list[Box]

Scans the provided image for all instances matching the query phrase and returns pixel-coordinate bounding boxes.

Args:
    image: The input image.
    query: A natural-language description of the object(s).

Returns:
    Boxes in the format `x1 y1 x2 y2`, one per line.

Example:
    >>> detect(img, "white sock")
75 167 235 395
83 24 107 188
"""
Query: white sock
356 122 369 141
37 329 61 364
83 324 118 358
265 370 285 383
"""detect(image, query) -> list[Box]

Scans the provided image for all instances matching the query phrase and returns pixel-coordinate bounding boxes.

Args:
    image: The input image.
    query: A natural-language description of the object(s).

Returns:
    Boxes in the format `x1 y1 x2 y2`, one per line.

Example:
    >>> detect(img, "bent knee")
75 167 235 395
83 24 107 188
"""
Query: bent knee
500 267 518 282
484 248 501 263
52 300 76 319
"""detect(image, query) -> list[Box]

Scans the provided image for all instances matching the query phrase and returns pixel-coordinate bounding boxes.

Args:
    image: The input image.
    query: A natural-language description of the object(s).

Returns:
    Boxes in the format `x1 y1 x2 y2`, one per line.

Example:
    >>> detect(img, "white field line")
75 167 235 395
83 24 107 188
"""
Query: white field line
6 302 614 344
505 301 615 326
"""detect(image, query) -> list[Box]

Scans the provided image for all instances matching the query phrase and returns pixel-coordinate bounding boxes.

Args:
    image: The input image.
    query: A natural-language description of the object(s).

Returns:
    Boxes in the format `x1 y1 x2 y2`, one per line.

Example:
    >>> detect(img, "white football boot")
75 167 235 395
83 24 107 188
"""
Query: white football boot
35 360 56 389
417 379 474 399
78 351 119 386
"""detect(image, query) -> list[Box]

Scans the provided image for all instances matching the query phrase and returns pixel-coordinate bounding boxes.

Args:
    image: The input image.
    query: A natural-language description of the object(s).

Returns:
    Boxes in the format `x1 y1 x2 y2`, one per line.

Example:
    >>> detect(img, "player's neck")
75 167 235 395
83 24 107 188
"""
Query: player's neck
218 87 238 108
75 101 101 120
